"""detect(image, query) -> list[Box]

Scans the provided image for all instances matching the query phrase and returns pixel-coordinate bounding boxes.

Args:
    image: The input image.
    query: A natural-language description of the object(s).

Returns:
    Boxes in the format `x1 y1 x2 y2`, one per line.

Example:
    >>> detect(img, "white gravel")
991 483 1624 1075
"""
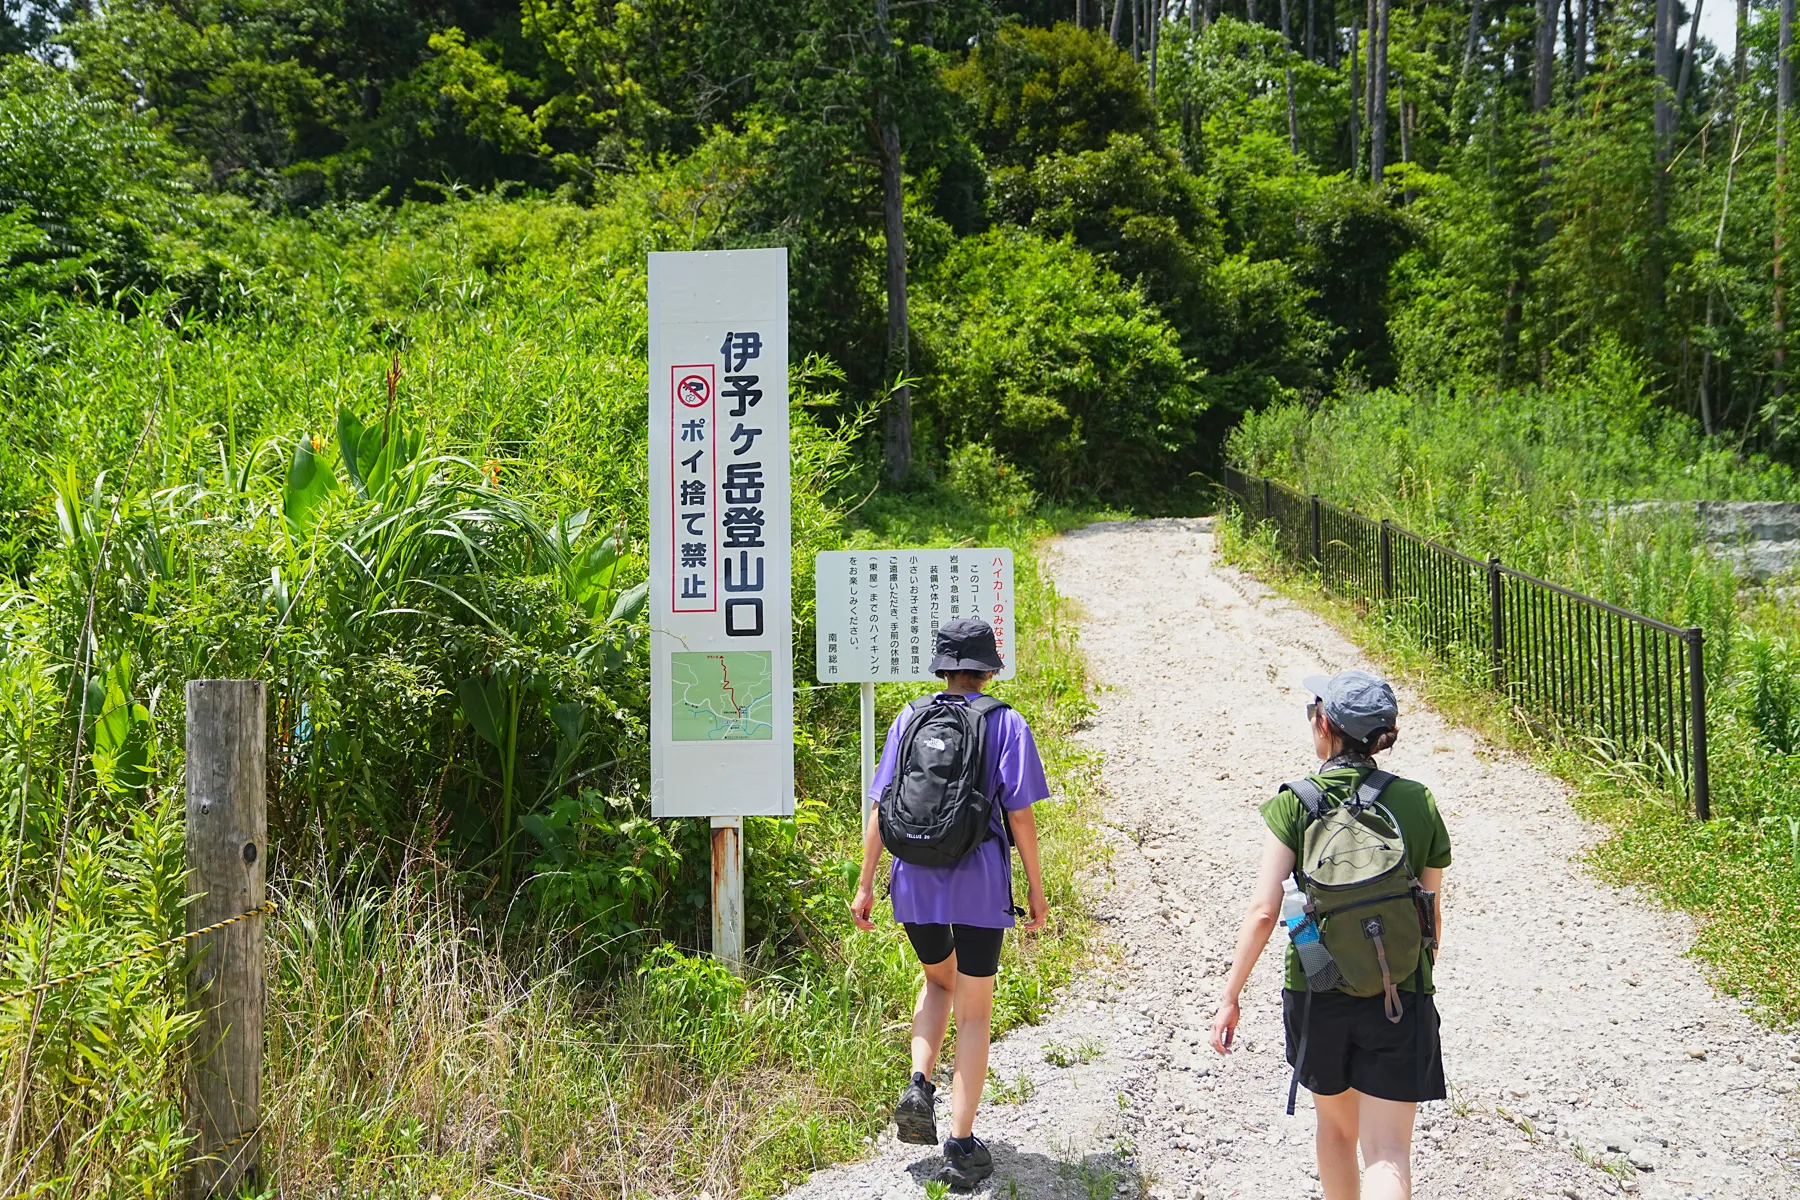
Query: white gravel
779 519 1800 1200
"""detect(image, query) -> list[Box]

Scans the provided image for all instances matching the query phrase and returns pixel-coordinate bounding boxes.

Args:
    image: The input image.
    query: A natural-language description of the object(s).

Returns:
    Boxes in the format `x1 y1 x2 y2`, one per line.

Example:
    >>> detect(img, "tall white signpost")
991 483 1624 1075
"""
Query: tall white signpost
648 248 793 973
813 549 1015 822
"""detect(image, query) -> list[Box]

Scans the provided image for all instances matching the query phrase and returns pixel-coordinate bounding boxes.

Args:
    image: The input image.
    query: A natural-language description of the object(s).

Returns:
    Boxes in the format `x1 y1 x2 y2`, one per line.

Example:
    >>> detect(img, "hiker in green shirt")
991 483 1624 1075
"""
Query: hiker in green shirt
1210 669 1452 1200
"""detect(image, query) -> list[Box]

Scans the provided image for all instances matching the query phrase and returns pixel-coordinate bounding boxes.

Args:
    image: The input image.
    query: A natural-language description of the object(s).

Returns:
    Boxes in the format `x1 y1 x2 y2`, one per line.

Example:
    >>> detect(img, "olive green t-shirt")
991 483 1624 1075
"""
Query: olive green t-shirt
1259 766 1453 994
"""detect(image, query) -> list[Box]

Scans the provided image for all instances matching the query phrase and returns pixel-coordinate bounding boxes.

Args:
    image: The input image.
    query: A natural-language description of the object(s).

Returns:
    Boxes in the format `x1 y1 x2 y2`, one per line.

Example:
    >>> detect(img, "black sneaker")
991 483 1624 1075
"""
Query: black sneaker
942 1135 993 1189
894 1072 937 1145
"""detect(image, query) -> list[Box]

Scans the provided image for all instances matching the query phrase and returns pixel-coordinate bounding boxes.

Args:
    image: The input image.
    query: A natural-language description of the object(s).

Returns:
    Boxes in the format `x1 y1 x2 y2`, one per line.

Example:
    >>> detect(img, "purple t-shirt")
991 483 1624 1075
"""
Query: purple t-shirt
869 694 1050 929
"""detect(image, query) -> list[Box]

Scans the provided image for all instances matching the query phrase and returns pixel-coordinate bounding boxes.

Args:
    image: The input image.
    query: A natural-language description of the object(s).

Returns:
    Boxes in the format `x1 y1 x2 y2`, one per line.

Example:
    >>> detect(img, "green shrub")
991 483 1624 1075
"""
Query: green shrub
914 227 1204 506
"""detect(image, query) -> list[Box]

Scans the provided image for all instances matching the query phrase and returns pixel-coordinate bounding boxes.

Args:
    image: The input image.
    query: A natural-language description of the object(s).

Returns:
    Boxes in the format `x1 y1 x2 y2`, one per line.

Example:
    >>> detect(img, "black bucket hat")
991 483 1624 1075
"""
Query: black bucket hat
930 617 1005 675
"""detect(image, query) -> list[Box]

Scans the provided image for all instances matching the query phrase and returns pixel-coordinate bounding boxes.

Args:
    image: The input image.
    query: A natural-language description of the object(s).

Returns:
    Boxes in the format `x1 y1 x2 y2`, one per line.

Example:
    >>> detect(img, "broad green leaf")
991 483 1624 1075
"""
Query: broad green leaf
335 405 370 497
455 675 505 747
283 434 337 539
608 580 648 624
570 535 620 617
549 701 585 749
518 813 570 865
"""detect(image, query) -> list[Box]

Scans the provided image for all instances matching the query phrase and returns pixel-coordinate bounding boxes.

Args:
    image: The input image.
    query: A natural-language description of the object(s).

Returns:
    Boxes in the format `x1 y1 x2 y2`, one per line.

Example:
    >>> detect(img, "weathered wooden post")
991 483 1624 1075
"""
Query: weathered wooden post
185 679 266 1199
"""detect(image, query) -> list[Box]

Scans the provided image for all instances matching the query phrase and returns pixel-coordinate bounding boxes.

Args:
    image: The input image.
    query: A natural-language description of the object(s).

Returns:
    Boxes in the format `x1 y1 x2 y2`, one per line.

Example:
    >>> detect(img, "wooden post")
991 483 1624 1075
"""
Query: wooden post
185 680 266 1200
711 816 744 972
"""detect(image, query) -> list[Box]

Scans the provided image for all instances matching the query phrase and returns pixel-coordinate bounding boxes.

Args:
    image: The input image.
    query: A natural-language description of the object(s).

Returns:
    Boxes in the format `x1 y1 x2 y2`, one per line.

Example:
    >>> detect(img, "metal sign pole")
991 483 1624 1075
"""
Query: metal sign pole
860 681 876 826
710 816 744 971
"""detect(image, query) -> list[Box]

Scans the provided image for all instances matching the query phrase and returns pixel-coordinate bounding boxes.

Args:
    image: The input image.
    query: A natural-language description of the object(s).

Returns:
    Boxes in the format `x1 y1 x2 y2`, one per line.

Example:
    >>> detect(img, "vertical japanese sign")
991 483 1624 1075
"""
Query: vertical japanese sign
649 249 793 818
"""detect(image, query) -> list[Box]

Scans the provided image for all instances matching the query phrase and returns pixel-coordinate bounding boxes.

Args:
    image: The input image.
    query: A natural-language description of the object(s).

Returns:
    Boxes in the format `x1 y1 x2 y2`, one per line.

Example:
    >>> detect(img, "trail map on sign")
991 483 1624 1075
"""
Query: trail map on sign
670 651 774 741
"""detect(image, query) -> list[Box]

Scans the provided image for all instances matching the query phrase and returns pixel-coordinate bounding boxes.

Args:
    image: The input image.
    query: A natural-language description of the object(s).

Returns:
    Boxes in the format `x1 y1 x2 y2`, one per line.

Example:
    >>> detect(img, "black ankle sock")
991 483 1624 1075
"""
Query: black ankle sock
947 1134 978 1153
911 1071 934 1092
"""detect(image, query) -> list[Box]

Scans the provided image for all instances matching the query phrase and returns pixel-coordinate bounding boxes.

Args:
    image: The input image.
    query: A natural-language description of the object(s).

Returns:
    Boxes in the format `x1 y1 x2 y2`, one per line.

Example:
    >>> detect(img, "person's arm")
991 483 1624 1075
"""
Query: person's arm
1421 865 1444 955
1210 830 1297 1054
850 803 883 930
1009 804 1048 932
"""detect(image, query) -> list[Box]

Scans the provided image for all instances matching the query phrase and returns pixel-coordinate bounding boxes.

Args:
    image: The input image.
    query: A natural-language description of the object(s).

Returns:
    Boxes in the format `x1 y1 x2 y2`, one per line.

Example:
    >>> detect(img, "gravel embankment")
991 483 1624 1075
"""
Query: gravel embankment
778 519 1800 1200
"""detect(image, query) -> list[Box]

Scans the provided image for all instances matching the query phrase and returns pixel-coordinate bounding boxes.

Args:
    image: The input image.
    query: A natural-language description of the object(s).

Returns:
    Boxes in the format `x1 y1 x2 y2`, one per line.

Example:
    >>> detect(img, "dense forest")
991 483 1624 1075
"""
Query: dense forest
4 0 1800 1195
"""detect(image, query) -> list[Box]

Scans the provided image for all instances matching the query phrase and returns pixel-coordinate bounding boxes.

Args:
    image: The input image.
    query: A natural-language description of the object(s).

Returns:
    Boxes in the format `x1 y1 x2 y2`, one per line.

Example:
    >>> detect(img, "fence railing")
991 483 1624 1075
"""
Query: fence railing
1222 467 1710 820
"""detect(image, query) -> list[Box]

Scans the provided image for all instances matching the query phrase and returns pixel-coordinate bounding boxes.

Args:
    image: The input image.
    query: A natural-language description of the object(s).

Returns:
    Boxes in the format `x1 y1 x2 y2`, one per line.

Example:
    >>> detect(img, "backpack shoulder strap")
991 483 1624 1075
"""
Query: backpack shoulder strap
1353 769 1398 809
1282 776 1330 821
965 694 1010 721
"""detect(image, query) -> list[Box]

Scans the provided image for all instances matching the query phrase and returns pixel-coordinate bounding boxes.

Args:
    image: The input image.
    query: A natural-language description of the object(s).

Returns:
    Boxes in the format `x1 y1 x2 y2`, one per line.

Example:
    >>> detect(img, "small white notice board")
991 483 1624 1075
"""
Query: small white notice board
814 549 1015 683
648 248 793 820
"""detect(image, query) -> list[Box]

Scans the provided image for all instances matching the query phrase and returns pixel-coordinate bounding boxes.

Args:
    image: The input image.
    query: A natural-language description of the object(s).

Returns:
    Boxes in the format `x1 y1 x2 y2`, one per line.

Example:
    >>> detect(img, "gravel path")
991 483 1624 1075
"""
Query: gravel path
780 519 1800 1200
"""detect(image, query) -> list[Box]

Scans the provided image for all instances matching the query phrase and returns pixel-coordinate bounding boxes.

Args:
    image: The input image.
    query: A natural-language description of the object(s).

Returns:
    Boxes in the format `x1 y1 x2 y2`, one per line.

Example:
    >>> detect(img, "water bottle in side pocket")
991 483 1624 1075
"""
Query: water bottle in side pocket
1281 877 1343 991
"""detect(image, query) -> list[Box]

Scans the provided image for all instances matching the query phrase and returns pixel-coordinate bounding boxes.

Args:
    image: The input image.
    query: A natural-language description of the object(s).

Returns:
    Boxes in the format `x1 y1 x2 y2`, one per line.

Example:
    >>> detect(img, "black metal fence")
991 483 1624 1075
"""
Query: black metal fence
1222 467 1710 819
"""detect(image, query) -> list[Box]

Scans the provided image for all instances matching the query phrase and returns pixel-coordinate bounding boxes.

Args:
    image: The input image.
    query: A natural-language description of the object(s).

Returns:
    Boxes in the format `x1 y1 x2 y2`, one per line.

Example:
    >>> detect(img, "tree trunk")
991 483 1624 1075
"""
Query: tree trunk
1532 0 1553 114
1462 0 1482 78
1534 0 1554 241
1737 0 1750 86
1350 16 1362 177
1149 0 1160 102
1778 0 1793 407
1111 0 1126 43
1372 0 1389 182
1399 75 1416 202
1676 0 1704 118
876 0 911 484
1282 0 1300 153
1701 121 1749 436
1365 0 1376 138
1654 0 1674 161
1307 0 1316 58
1574 0 1588 89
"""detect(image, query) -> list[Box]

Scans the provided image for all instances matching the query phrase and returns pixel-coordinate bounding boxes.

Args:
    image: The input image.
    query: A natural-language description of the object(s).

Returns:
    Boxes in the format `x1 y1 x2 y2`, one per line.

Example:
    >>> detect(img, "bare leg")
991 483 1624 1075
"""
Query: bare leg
948 970 996 1138
910 954 958 1078
1312 1089 1362 1200
1356 1093 1417 1200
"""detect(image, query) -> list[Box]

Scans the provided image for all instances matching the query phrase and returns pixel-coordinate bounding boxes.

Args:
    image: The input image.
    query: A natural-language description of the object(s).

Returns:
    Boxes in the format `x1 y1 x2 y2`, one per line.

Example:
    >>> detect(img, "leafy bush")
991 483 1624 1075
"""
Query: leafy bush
945 22 1156 169
914 228 1203 506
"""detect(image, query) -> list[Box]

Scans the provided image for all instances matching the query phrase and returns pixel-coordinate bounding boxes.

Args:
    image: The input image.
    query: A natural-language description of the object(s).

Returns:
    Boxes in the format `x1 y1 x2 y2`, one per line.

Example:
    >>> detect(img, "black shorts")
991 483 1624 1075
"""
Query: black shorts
903 923 1006 978
1283 988 1446 1103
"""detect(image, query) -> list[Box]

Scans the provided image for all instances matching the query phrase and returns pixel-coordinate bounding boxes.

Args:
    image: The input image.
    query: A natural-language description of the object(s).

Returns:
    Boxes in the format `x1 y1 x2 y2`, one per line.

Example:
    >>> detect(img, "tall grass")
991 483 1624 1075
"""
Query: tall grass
1225 365 1800 1021
0 194 1108 1195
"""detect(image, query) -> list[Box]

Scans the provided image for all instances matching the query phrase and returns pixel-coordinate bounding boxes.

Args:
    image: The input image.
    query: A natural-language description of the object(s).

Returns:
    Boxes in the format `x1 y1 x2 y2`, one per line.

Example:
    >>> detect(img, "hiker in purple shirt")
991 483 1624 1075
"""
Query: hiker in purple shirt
850 617 1050 1190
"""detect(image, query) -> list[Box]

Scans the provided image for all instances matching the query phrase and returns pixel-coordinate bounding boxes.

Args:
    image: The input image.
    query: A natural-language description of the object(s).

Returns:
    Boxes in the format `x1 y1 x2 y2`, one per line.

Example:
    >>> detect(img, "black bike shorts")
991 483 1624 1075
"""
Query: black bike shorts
1283 988 1446 1103
903 923 1006 978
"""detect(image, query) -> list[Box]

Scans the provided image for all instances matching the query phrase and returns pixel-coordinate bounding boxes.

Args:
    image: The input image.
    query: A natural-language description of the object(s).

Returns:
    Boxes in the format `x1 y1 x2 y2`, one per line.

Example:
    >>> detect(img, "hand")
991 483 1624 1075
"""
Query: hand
1209 994 1241 1055
850 884 875 931
1022 885 1048 933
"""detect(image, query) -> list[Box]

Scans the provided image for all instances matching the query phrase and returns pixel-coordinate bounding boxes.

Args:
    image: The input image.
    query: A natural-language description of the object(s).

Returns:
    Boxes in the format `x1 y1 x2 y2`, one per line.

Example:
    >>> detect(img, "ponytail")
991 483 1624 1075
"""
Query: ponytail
1328 720 1398 758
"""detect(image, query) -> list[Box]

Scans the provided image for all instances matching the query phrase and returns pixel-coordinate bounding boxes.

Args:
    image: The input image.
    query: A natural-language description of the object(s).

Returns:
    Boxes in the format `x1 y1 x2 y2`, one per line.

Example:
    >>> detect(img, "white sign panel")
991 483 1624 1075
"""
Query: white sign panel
814 549 1016 683
649 249 793 818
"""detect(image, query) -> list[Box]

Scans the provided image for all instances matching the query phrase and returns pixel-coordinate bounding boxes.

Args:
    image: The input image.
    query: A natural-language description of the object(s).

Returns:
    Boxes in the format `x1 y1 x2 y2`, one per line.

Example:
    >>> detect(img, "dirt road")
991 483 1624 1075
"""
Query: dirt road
780 519 1800 1200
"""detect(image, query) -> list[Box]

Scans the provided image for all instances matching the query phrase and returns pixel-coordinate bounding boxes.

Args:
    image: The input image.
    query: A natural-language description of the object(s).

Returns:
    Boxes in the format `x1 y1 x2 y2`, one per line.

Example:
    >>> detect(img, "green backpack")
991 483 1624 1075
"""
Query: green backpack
1282 769 1439 1113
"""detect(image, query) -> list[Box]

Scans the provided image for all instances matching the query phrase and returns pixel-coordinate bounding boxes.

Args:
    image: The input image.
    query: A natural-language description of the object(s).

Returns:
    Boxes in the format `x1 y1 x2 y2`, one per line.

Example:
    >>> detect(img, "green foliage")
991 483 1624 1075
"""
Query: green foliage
946 22 1155 168
914 228 1204 505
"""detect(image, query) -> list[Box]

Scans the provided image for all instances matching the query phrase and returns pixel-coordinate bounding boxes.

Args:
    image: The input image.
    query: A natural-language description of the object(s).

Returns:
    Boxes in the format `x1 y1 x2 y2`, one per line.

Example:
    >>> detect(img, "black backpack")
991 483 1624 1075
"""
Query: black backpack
878 694 1010 867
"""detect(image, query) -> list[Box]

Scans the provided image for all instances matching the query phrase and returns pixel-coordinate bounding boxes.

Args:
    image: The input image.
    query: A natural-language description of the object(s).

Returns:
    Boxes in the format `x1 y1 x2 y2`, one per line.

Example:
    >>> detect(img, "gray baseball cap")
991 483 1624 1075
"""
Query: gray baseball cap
1303 670 1399 741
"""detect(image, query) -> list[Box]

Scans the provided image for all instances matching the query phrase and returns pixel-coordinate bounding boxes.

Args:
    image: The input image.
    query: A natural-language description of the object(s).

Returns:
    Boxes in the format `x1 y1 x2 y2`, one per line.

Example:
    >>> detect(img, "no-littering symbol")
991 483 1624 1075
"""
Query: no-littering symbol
677 374 711 408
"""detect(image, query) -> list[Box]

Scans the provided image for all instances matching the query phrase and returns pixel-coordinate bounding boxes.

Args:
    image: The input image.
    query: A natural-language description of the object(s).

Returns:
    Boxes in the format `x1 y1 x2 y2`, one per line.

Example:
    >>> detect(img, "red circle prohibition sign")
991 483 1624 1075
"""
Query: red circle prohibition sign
677 374 711 408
